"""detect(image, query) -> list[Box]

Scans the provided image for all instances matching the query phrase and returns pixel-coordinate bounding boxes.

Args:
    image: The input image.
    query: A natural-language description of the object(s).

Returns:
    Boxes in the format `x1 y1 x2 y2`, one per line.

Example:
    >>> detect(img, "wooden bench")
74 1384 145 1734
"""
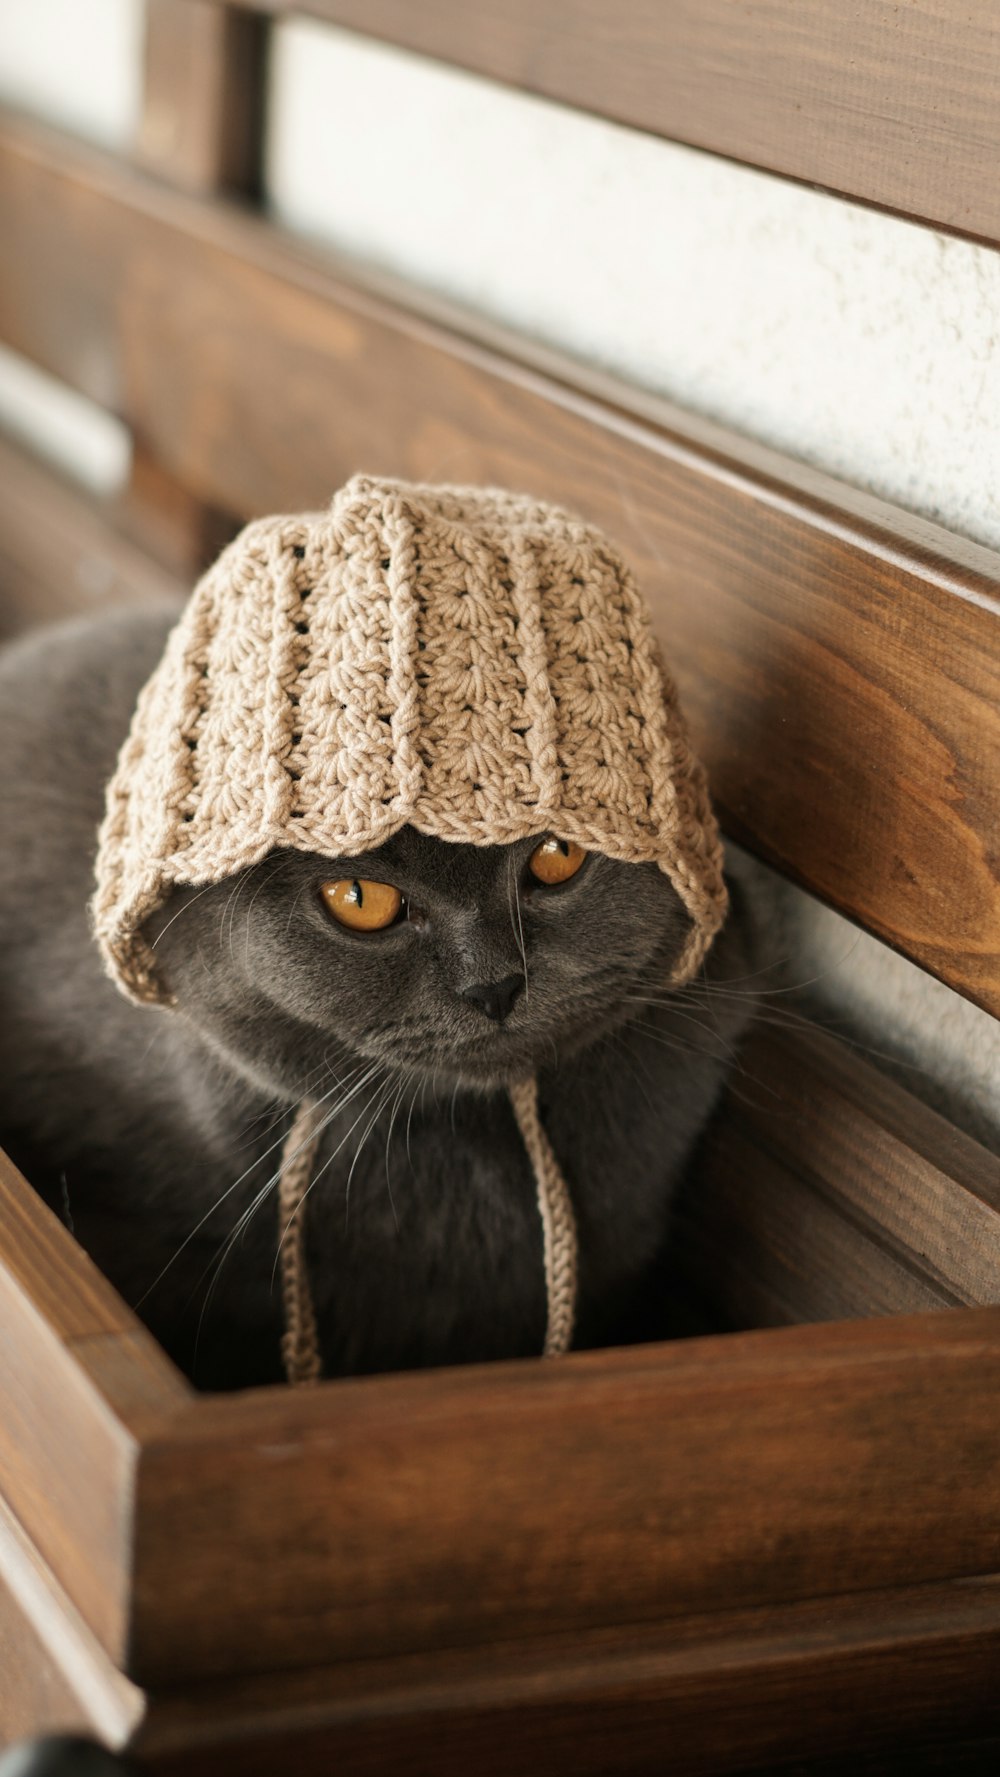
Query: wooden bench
1 4 999 1771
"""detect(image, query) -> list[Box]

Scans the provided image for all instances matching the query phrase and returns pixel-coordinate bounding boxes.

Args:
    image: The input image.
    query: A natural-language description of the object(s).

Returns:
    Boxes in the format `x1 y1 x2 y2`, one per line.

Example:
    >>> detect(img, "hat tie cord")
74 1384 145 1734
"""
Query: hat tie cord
277 1078 578 1386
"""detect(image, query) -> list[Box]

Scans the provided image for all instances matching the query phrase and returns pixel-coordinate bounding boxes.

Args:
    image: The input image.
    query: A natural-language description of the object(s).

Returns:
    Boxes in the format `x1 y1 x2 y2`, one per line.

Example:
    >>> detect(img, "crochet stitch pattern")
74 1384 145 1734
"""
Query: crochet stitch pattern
92 473 728 1004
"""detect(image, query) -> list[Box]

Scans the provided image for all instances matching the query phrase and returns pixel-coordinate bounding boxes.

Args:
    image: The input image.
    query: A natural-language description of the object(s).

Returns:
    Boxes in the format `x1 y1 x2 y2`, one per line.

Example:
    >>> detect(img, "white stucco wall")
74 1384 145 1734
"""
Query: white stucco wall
0 0 142 150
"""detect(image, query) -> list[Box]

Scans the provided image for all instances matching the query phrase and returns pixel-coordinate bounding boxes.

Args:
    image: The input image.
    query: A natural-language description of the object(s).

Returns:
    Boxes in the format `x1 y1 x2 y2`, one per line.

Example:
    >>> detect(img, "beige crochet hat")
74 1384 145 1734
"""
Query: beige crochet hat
92 473 727 1007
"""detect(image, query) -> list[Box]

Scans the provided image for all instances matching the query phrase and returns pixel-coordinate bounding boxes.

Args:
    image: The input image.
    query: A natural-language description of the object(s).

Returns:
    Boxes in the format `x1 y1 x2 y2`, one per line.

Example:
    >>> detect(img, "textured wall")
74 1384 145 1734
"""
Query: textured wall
0 0 141 149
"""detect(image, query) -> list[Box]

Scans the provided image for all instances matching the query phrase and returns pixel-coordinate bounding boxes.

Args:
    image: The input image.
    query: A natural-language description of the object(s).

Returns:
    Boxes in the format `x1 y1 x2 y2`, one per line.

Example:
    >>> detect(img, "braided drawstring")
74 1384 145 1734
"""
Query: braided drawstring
276 1075 578 1385
507 1075 578 1356
277 1098 326 1386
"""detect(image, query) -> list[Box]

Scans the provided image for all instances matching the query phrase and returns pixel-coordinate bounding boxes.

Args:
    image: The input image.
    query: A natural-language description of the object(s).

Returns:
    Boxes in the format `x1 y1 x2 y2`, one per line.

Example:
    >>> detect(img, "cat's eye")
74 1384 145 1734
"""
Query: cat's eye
320 878 404 932
528 837 587 886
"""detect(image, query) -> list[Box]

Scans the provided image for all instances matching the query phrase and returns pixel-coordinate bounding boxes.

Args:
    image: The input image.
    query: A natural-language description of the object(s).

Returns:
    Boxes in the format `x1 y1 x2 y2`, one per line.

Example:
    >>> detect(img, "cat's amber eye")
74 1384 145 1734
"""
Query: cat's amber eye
528 837 587 886
320 878 404 932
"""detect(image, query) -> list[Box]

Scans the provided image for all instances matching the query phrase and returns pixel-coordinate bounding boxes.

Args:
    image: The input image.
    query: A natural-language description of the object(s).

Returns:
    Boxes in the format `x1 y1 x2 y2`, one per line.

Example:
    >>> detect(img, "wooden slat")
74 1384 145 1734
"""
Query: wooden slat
138 0 268 198
0 429 185 636
129 1309 1000 1685
1 111 998 1010
127 1580 1000 1776
245 0 1000 248
129 1 261 572
0 1494 143 1746
0 1151 189 1666
679 1027 1000 1330
114 440 237 581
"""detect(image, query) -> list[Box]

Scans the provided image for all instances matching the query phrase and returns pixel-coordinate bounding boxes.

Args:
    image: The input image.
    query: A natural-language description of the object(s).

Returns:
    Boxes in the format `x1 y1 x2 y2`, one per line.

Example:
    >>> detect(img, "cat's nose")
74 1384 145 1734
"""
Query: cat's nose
460 973 525 1024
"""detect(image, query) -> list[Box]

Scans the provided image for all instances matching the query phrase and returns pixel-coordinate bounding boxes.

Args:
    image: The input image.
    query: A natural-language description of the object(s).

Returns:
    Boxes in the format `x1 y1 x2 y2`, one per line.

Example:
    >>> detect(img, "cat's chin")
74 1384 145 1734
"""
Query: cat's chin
396 1016 607 1092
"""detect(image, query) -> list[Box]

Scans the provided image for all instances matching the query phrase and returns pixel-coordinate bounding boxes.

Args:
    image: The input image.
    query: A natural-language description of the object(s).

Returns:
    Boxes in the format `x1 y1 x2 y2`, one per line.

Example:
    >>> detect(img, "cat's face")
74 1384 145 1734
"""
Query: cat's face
143 828 690 1098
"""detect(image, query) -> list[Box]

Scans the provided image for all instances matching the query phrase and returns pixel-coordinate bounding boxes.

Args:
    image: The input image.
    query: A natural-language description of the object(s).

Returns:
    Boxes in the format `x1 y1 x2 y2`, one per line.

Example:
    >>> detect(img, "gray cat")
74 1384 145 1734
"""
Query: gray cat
0 605 756 1389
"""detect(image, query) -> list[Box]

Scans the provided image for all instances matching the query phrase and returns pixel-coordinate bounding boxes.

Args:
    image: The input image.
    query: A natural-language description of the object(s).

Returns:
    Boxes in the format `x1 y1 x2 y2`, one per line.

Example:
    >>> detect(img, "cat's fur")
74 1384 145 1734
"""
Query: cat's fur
0 605 756 1389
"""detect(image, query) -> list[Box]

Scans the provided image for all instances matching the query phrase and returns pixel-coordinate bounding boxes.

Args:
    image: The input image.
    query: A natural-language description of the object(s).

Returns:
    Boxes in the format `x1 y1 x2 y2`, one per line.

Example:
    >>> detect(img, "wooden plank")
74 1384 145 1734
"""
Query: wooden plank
0 430 185 636
0 1151 189 1665
0 1494 143 1746
1 112 998 1010
680 1129 959 1331
679 1027 1000 1329
114 438 237 580
247 0 1000 247
127 1579 1000 1776
128 1309 1000 1684
129 2 262 574
138 0 268 198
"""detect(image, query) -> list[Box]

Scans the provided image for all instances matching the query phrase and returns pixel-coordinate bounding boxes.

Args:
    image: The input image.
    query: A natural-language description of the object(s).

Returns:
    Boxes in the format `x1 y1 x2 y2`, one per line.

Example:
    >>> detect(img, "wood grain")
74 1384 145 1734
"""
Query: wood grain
125 1579 1000 1775
115 442 238 581
0 431 185 637
138 0 268 198
129 3 261 573
247 0 1000 247
1 110 999 1011
678 1026 1000 1329
0 1495 142 1748
126 1308 1000 1685
0 1151 188 1664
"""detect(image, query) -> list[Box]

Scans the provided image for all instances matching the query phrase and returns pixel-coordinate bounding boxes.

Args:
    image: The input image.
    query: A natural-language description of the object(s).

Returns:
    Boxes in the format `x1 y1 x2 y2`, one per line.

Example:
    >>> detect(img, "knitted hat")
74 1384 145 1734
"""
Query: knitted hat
92 474 727 1005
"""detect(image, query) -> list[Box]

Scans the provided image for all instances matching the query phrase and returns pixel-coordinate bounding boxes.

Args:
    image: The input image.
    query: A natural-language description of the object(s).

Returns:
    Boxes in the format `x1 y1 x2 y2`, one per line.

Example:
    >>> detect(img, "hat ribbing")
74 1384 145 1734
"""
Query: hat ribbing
92 474 727 1005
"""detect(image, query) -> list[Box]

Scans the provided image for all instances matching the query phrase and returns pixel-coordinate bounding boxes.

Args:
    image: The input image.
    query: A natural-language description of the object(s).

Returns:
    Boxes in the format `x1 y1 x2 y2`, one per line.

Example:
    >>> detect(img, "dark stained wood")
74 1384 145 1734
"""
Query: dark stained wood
131 3 258 573
125 1579 1000 1776
1 111 999 1013
0 1150 188 1665
246 0 1000 247
115 440 238 580
679 1026 1000 1329
0 430 185 636
128 1308 1000 1685
138 0 268 198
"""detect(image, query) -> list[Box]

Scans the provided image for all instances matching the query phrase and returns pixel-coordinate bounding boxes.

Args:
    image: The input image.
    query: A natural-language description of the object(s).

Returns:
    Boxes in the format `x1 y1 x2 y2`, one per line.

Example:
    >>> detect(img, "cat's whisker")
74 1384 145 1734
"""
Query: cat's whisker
149 879 221 949
232 1046 346 1149
284 876 316 936
201 1059 386 1318
622 1016 734 1064
684 938 863 1002
342 1072 399 1235
273 1064 393 1260
638 965 950 1094
266 1063 395 1274
383 1073 409 1233
138 1060 371 1309
404 1079 420 1175
507 853 530 1003
219 867 253 967
606 1029 658 1118
242 855 299 973
622 999 740 1064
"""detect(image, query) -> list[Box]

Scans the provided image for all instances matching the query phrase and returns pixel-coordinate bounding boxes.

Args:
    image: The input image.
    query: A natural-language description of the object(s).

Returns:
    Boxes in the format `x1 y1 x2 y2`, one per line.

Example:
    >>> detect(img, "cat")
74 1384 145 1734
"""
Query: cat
0 603 757 1389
